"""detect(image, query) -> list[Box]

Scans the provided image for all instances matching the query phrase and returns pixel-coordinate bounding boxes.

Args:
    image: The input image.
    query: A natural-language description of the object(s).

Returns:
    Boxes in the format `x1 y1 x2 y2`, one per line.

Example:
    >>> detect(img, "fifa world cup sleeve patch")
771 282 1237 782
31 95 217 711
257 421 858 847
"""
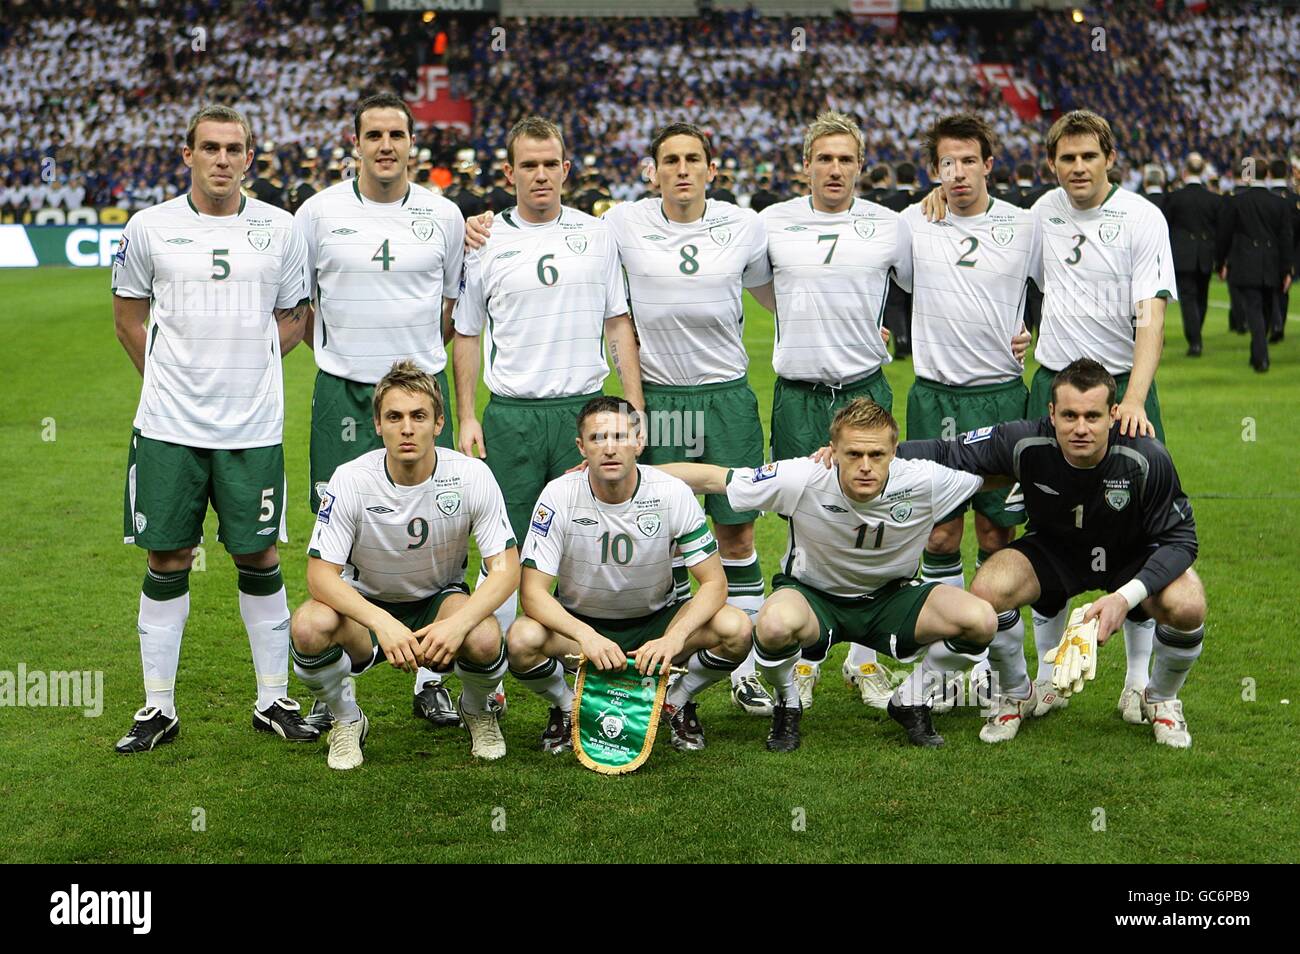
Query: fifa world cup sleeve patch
531 502 555 536
112 235 129 266
752 462 779 483
317 491 334 524
961 426 995 444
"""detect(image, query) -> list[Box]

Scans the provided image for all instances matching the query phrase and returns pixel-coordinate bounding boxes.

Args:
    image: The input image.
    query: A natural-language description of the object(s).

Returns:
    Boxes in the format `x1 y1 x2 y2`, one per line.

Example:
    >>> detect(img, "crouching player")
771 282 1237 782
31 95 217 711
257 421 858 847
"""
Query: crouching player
290 361 520 769
898 359 1205 747
507 397 751 753
660 399 1000 751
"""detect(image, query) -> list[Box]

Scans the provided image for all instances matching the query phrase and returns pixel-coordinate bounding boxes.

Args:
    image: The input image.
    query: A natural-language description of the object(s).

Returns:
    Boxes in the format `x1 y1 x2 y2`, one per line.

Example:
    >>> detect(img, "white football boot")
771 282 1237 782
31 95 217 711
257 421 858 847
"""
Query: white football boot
842 659 896 709
1118 685 1146 724
327 710 369 771
1141 694 1191 748
1031 678 1070 717
459 696 506 760
793 661 821 710
979 683 1038 744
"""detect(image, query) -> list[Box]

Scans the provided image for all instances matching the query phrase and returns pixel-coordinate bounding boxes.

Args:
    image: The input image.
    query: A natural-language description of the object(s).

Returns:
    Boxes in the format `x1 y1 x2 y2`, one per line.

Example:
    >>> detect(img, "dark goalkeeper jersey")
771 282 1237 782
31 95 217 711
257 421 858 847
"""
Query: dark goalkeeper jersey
899 418 1198 597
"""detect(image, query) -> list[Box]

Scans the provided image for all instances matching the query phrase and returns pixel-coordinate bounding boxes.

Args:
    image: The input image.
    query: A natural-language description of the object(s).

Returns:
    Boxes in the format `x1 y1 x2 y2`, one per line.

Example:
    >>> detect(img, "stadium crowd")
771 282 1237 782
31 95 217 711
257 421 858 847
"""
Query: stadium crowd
2 0 1298 219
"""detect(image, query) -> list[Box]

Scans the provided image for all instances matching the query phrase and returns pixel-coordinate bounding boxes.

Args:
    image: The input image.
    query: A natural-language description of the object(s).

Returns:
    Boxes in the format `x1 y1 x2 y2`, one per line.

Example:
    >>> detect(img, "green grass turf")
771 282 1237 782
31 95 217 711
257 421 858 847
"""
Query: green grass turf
0 266 1296 863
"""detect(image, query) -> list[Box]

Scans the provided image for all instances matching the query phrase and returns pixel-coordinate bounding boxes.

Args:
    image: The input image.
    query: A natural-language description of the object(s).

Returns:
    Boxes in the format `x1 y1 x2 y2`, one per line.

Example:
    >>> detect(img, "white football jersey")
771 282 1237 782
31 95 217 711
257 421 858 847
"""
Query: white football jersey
453 206 628 399
308 448 516 603
725 456 981 598
1032 185 1177 374
294 179 465 383
111 194 308 449
760 197 913 386
521 466 716 619
904 197 1040 387
603 198 769 385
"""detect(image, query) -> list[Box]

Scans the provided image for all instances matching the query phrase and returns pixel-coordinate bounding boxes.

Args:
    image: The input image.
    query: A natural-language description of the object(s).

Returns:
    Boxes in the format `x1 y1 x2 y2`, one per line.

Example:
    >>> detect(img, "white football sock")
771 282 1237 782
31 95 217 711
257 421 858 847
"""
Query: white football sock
455 641 509 715
920 549 964 587
1032 608 1068 682
1147 625 1204 702
238 582 291 711
1123 617 1155 691
511 658 573 710
730 646 758 685
893 641 978 707
988 609 1030 699
414 667 443 693
846 643 878 668
669 649 739 707
757 650 800 707
723 553 765 619
138 589 189 719
292 648 359 723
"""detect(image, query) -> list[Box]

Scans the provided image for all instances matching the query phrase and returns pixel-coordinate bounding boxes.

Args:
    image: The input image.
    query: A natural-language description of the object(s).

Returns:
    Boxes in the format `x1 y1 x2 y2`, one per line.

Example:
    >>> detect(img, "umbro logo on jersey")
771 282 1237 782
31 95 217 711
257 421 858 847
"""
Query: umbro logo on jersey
496 250 521 260
164 238 193 245
642 234 667 241
257 526 277 535
783 226 809 232
1033 483 1059 495
331 228 358 235
822 504 848 513
572 517 598 526
1049 217 1066 225
365 506 395 514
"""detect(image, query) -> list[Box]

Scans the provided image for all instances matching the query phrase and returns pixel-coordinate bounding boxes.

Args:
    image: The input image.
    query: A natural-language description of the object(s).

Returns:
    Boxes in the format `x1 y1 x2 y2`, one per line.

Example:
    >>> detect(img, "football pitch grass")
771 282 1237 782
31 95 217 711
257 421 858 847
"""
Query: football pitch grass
1 266 1296 864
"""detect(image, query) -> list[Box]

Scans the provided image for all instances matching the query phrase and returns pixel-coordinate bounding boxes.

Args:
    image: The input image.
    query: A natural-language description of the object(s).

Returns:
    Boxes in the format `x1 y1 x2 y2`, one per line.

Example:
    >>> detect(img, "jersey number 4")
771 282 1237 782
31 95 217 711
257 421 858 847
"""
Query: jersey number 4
373 240 396 270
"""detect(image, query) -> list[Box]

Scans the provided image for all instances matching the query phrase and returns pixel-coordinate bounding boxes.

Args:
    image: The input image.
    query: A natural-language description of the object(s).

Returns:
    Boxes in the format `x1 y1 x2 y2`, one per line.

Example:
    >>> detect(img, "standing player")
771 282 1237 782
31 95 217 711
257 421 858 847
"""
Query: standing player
111 105 316 752
507 398 751 752
899 360 1206 748
453 116 643 638
902 113 1039 709
463 122 775 717
294 93 469 728
290 362 519 768
748 111 913 709
924 109 1176 724
661 399 1000 751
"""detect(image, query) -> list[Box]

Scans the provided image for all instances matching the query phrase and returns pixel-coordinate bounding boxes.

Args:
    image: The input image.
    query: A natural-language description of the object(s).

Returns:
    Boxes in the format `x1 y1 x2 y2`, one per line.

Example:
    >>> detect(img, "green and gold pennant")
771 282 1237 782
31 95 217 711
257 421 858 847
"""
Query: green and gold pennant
571 659 670 775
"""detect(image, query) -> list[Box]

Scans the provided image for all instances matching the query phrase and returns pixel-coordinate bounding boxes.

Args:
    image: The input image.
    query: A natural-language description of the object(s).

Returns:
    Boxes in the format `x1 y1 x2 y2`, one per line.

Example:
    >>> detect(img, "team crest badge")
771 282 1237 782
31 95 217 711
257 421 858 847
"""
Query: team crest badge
412 218 434 242
247 229 271 251
436 491 462 516
854 219 876 240
1099 222 1121 245
890 502 912 523
1105 489 1130 511
636 512 662 537
599 711 626 740
992 224 1014 247
565 233 588 255
709 225 732 246
134 511 147 533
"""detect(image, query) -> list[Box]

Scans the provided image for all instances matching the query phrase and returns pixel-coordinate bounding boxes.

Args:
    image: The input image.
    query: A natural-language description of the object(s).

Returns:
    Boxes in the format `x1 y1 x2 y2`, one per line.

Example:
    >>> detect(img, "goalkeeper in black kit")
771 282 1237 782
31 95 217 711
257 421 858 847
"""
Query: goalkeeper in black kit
898 358 1205 748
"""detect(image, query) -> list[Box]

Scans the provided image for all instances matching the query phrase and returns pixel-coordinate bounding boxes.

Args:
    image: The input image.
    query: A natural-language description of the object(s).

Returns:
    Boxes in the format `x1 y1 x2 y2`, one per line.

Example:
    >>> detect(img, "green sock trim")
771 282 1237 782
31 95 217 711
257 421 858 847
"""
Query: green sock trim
722 556 764 584
944 638 986 657
143 568 190 601
753 637 801 663
922 549 962 571
291 643 343 669
510 658 558 680
456 642 508 674
237 564 284 596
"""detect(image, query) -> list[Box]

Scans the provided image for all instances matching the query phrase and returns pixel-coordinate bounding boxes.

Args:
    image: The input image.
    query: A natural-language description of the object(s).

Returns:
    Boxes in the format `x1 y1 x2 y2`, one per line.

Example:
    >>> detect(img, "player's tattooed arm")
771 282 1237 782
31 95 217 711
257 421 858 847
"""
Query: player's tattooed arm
274 299 312 355
113 294 150 376
605 313 644 411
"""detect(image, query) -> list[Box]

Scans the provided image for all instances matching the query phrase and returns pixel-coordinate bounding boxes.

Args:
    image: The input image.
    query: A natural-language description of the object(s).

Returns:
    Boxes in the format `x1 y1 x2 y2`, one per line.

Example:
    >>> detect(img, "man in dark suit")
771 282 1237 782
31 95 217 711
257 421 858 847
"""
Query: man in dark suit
1142 164 1167 214
864 164 892 204
880 163 920 358
1163 153 1220 356
1268 158 1300 342
1217 156 1294 372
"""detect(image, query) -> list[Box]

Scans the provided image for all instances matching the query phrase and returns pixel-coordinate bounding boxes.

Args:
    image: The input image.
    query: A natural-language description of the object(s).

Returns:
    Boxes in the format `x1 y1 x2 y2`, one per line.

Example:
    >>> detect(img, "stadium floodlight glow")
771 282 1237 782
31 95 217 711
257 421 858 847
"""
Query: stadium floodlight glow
1071 8 1084 23
422 11 435 22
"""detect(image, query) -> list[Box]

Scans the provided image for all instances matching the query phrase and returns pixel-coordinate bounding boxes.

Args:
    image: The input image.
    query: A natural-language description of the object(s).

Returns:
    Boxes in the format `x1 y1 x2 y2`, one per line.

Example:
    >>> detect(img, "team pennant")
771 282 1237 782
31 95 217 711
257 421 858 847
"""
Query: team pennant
571 658 671 775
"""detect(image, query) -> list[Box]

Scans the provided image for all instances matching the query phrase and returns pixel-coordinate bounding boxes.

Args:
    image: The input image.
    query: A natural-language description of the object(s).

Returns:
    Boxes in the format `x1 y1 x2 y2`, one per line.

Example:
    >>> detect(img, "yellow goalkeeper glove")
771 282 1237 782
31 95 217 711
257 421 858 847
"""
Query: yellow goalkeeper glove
1047 604 1100 697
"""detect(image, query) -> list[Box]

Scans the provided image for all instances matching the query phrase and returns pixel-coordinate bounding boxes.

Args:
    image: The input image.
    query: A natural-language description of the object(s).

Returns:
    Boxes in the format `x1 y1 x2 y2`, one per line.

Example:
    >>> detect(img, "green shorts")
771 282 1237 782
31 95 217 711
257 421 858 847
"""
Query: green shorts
641 377 764 525
770 369 893 462
907 376 1029 527
123 429 285 555
310 367 453 512
771 573 936 664
355 583 471 674
1028 366 1164 443
484 391 598 542
571 600 684 654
